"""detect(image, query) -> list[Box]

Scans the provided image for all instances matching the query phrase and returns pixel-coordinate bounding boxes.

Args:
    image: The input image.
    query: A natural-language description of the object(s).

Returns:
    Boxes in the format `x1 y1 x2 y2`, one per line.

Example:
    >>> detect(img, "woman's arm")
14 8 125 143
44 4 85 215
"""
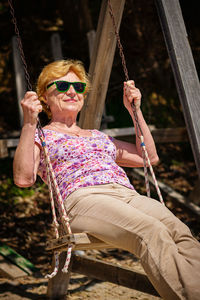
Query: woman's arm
13 91 43 187
114 81 159 168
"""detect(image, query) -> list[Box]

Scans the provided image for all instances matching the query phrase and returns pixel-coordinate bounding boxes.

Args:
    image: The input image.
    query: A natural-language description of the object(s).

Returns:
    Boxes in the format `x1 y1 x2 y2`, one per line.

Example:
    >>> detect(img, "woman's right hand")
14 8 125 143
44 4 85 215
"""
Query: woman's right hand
21 91 43 125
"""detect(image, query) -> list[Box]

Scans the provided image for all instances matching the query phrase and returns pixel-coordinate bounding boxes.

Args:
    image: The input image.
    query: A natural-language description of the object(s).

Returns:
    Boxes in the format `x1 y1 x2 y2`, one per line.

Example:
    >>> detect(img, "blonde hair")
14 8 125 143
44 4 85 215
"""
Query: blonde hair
36 59 91 118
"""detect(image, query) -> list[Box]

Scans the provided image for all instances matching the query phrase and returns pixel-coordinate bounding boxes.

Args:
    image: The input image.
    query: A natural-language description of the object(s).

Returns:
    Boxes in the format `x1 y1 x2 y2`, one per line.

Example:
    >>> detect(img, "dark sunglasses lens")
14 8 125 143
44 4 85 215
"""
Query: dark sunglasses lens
56 81 70 92
73 82 86 93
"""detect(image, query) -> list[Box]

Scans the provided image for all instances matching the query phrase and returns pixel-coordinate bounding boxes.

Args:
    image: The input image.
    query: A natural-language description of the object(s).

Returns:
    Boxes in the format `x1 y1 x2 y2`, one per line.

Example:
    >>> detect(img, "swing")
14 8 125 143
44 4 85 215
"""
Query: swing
8 0 164 281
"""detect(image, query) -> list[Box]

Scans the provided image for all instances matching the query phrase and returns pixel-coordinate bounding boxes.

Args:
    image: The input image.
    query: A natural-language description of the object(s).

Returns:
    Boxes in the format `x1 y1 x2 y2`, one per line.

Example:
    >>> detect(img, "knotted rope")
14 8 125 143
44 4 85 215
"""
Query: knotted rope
37 129 74 278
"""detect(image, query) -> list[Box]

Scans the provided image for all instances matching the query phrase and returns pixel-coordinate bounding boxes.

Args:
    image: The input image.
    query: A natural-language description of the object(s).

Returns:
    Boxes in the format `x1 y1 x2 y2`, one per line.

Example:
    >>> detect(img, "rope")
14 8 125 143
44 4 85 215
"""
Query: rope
108 0 164 204
37 133 74 278
8 0 73 278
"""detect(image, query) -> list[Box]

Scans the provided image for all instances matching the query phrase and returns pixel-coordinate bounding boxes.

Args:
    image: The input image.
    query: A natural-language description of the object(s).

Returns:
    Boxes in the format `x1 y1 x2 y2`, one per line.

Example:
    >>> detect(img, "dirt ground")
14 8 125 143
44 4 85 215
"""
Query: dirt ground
0 251 162 300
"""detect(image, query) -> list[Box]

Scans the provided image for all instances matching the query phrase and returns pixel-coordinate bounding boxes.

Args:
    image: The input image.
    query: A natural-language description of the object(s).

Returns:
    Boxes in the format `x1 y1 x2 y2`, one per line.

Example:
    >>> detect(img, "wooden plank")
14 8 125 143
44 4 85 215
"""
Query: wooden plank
87 29 96 61
46 233 112 252
188 179 200 205
0 140 8 158
0 244 38 275
0 127 188 160
79 0 126 129
102 126 188 143
47 251 72 299
72 254 159 297
6 138 19 148
12 36 27 127
151 127 188 143
155 0 200 178
51 33 63 61
0 254 27 279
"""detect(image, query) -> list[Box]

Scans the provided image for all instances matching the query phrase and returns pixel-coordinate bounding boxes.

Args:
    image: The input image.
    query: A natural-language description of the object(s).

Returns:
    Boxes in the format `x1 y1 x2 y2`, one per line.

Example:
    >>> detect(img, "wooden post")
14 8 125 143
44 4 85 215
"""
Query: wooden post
51 33 63 61
87 29 96 61
0 140 8 158
80 0 96 60
155 0 200 179
188 180 200 205
79 0 126 129
47 252 73 299
12 36 27 127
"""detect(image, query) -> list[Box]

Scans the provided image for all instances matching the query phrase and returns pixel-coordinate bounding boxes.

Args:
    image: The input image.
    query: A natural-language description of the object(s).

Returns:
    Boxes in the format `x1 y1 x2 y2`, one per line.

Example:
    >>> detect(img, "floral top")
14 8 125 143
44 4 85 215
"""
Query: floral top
35 129 134 201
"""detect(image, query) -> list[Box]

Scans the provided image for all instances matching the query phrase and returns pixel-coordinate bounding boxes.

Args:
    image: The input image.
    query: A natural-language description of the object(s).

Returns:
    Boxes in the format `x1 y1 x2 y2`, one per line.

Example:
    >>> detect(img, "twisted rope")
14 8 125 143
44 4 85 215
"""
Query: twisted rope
38 133 74 278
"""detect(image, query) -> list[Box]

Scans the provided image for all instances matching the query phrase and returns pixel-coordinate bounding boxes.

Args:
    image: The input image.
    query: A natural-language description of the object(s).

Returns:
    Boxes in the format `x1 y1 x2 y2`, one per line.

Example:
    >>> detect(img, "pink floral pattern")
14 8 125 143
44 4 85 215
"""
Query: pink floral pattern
35 129 134 200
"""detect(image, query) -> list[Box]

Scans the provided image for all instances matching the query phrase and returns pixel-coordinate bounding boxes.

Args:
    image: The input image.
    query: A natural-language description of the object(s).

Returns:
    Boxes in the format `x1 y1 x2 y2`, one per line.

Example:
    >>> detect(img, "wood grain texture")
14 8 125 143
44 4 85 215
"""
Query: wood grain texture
155 0 200 177
79 0 126 129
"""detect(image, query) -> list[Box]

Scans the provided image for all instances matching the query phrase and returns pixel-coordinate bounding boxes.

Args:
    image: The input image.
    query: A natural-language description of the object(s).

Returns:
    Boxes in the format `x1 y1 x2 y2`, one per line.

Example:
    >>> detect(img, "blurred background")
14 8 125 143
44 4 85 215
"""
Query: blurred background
0 0 199 133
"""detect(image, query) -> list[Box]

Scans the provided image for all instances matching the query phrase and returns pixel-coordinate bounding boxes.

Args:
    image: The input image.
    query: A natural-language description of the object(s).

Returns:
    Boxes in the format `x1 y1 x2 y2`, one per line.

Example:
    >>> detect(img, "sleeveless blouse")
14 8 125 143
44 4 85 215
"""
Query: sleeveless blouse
35 129 134 201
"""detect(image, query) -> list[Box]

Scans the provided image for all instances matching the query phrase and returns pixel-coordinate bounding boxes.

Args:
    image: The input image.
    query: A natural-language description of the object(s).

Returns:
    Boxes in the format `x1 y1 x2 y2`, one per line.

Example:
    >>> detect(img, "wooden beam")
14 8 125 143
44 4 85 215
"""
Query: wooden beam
0 254 27 279
0 243 38 276
0 127 188 159
47 253 158 298
188 179 200 205
12 36 27 128
155 0 200 178
0 140 8 158
102 126 188 143
72 254 159 297
87 29 96 61
79 0 126 129
51 33 63 61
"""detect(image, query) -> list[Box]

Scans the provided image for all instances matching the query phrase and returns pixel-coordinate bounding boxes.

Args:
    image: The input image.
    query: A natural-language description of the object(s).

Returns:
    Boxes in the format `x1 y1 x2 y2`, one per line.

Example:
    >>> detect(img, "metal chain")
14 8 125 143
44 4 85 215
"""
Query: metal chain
108 0 144 138
108 0 129 82
8 0 44 133
8 0 32 91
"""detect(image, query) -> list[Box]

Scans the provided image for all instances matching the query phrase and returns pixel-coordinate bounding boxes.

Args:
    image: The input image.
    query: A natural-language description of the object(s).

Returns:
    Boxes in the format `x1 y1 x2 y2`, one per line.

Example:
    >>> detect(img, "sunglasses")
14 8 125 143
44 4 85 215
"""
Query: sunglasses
47 81 86 94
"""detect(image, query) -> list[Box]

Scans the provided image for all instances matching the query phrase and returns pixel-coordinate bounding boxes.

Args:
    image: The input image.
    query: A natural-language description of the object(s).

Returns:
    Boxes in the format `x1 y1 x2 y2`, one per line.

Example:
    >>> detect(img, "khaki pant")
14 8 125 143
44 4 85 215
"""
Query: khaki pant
64 183 200 300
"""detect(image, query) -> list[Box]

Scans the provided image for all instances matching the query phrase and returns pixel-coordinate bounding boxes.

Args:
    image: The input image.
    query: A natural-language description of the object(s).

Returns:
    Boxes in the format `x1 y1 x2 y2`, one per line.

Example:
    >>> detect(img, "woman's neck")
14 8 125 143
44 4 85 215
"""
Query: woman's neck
50 115 78 129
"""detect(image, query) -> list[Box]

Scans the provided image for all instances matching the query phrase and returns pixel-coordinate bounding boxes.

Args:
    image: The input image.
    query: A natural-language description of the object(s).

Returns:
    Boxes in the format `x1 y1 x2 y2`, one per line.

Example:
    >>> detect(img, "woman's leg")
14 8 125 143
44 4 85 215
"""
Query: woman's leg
64 184 200 300
122 190 200 300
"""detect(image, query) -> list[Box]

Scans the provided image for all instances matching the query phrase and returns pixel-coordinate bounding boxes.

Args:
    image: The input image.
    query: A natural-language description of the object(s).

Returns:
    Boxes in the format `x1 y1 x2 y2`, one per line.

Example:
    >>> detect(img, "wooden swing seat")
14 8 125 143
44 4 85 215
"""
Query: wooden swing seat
46 233 158 299
46 232 114 252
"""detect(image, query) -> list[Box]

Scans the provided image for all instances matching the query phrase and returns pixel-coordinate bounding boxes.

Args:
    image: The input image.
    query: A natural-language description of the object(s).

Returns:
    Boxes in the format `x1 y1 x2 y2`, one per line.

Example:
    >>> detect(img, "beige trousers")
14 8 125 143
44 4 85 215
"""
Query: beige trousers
64 183 200 300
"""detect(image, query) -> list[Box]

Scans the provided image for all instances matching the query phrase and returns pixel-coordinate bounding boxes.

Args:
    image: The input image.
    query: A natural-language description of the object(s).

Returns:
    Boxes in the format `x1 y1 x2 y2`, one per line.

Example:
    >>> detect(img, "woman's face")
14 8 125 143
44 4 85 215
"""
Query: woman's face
44 71 85 118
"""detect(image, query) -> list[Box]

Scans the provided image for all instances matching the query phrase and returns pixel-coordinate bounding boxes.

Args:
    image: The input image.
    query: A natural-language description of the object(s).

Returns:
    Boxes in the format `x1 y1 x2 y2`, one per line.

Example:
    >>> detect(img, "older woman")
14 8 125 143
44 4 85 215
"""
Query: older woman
13 59 200 300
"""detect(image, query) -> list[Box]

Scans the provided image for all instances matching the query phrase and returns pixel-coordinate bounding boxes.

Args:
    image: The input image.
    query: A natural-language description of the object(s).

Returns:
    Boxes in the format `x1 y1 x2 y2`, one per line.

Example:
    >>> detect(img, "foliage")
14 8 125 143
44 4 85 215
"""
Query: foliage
0 158 46 208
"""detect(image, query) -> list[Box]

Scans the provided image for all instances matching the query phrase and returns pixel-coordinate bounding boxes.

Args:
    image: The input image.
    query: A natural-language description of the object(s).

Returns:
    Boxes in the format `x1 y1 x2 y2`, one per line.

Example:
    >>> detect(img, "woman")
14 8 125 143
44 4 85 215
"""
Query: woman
13 59 200 300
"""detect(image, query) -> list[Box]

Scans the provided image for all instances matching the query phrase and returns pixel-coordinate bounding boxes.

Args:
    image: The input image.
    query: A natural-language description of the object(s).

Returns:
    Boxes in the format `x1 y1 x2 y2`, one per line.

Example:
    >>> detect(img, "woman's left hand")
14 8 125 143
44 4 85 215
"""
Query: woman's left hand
123 80 141 113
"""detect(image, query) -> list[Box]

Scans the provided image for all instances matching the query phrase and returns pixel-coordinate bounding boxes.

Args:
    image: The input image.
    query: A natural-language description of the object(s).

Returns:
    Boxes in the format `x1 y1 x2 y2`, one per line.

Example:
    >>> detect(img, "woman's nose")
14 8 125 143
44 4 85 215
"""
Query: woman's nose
66 84 76 95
